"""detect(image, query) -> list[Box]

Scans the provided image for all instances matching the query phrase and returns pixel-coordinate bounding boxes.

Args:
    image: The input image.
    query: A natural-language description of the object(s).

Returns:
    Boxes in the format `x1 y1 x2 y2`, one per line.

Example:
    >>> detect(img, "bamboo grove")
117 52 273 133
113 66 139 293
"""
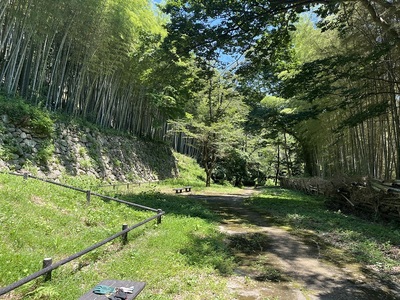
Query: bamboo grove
1 0 400 183
278 3 400 180
0 0 180 139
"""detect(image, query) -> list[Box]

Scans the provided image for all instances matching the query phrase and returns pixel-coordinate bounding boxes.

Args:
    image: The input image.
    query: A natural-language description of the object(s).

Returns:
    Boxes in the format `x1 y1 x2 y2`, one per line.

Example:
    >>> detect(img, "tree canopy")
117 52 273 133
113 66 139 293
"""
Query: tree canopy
1 0 400 183
163 0 400 60
163 0 400 181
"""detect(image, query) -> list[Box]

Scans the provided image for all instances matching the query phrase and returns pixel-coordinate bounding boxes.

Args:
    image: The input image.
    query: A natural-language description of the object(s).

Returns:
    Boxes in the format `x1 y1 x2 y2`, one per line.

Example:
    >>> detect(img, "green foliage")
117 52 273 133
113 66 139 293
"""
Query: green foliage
78 146 87 157
80 158 93 171
0 173 234 299
170 69 249 186
273 11 398 177
0 0 184 137
0 96 54 137
163 152 206 187
339 102 388 129
163 0 300 62
245 188 400 270
291 15 340 65
214 148 251 187
163 0 400 180
0 139 18 161
36 140 55 165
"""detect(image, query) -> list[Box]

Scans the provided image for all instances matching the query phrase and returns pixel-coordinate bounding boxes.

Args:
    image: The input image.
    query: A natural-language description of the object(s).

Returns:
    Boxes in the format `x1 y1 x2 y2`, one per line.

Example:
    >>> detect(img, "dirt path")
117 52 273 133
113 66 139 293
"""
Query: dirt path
189 189 398 300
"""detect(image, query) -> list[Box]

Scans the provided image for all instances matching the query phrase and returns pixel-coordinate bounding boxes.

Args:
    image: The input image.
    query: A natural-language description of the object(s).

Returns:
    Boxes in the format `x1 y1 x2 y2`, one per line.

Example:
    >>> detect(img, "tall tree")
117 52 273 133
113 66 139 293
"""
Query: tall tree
170 66 249 186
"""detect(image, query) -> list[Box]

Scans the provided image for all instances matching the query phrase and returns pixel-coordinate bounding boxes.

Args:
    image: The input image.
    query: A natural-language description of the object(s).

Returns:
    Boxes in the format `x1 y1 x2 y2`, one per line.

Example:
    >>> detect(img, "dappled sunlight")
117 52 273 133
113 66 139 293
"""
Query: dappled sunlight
179 231 236 275
188 187 400 299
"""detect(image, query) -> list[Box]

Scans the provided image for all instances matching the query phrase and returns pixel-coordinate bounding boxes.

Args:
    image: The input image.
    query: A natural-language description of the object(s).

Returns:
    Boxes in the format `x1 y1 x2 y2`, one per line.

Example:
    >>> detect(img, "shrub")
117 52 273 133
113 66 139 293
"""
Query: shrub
0 96 54 137
36 140 55 164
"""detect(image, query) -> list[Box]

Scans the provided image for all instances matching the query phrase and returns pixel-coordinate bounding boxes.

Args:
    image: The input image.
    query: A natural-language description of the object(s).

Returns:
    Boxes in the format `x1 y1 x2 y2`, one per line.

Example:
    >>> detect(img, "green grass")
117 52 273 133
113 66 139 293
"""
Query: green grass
103 151 242 195
3 160 400 299
158 152 244 195
0 174 151 280
0 173 235 299
161 152 206 188
244 187 400 272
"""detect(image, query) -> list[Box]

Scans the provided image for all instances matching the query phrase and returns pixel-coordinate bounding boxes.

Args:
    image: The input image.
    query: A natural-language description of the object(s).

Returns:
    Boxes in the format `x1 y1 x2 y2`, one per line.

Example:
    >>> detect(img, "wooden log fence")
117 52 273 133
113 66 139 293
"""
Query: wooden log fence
0 171 165 296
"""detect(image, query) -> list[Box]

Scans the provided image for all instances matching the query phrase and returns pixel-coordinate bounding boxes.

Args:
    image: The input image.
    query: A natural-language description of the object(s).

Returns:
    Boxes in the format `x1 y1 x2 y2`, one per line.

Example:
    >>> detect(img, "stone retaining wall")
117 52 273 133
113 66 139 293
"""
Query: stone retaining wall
0 115 177 182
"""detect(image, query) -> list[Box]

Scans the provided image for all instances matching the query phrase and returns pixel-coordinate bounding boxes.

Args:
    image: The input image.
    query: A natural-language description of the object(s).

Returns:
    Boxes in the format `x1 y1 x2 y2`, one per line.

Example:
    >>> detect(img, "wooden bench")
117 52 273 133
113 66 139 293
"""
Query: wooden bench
79 279 146 300
173 186 192 193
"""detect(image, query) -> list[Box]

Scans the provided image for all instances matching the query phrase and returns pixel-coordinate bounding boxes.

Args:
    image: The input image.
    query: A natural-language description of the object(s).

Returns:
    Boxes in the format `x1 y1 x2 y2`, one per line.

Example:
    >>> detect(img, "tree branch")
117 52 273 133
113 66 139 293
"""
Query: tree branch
359 0 400 41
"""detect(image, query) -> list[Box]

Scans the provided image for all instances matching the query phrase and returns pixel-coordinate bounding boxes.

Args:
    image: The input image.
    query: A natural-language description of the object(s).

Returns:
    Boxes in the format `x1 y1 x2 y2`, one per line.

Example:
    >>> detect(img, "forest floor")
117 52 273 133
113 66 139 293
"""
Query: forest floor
189 188 399 300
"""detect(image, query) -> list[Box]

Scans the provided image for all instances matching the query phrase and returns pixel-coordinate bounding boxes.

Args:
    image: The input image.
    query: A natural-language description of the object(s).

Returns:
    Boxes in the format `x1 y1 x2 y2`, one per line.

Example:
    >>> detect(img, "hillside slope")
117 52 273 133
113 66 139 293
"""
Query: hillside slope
0 111 178 182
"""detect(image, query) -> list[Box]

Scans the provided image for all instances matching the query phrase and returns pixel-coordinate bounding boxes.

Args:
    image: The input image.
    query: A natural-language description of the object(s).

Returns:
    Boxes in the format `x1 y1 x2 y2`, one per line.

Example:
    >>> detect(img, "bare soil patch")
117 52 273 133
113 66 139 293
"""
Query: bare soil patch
189 189 399 300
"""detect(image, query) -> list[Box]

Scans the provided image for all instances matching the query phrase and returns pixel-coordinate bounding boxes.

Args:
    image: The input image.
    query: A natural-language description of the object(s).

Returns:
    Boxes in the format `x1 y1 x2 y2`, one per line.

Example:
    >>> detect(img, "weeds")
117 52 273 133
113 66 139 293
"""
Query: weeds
2 154 399 299
0 95 54 137
245 187 400 272
0 173 234 299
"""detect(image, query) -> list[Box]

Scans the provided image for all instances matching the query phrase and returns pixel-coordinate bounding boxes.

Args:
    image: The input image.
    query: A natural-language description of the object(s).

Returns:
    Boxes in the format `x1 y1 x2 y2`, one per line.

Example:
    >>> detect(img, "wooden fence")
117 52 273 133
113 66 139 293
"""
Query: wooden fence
94 180 160 190
0 172 165 296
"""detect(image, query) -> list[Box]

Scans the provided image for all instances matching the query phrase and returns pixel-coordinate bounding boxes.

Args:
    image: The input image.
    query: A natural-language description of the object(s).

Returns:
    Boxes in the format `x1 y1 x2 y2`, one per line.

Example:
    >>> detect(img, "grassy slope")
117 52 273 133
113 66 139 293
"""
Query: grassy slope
2 152 400 299
0 155 236 300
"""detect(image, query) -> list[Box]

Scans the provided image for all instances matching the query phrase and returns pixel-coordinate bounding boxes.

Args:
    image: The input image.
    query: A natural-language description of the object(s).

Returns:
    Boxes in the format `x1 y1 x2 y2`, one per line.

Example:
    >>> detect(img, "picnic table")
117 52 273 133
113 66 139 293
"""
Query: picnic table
79 279 146 300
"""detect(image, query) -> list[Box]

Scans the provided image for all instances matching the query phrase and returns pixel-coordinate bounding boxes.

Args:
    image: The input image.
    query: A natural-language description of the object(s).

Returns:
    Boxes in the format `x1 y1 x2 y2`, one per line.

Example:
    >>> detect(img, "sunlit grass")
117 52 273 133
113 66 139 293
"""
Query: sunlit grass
161 152 206 188
4 158 399 299
98 151 242 196
0 173 235 299
245 187 400 271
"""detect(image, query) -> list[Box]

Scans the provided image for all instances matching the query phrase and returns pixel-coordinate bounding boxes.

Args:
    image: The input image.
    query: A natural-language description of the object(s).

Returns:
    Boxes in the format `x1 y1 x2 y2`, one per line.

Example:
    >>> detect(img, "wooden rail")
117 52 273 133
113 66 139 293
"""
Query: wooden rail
0 172 165 297
95 180 159 190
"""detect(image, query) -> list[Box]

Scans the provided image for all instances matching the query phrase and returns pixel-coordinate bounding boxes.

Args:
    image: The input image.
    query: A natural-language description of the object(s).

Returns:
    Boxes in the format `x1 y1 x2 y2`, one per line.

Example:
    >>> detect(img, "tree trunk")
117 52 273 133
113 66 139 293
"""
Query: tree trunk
275 143 280 186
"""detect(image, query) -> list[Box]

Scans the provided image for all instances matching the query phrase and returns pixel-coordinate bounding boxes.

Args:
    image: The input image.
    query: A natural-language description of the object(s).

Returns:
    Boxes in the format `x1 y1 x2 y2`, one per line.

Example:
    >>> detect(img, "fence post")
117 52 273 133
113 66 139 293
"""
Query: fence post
42 258 52 281
122 224 128 245
86 190 91 205
157 209 162 224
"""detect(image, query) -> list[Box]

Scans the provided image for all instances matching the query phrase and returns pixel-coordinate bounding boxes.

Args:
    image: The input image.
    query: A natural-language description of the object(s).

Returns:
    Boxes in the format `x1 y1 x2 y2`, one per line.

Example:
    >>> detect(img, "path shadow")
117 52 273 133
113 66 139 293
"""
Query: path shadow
116 189 399 299
187 192 400 300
